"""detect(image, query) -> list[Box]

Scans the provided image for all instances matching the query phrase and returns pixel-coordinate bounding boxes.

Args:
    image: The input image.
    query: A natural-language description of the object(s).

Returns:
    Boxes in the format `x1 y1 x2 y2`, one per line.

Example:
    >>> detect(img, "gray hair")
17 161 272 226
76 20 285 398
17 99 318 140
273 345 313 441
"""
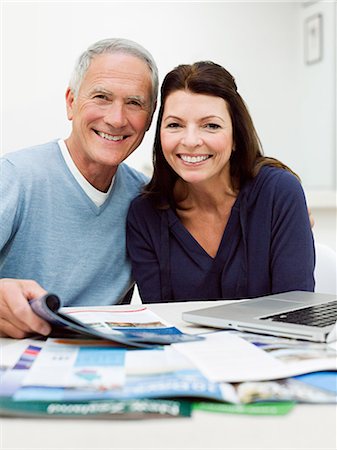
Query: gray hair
69 38 158 111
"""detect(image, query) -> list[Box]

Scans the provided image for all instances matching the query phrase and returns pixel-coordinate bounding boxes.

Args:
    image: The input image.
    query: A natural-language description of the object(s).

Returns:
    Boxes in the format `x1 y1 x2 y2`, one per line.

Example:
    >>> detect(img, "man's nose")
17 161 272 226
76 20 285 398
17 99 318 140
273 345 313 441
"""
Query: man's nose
104 103 128 128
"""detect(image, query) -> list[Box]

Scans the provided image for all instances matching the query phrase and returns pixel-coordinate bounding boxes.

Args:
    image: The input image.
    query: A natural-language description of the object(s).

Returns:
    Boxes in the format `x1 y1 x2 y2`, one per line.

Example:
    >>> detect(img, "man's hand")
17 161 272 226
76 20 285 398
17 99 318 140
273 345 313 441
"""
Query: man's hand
0 279 52 339
308 208 315 228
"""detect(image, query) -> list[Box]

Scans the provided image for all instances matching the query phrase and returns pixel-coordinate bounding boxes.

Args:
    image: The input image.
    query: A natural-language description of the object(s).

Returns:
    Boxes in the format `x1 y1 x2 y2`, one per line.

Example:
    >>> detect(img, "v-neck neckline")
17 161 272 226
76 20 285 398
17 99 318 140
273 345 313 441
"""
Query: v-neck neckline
58 148 115 216
167 195 241 261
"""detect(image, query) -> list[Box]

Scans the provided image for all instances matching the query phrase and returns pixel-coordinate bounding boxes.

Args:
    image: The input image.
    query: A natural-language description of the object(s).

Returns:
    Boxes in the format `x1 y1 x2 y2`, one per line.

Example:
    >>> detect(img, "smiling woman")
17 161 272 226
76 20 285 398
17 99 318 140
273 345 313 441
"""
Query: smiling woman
160 90 234 191
126 61 315 303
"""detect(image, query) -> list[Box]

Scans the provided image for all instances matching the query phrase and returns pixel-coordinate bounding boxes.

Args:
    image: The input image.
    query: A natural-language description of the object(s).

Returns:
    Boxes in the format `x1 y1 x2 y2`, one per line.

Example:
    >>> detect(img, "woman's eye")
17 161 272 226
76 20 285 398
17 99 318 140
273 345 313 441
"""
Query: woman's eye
205 123 221 130
166 123 180 128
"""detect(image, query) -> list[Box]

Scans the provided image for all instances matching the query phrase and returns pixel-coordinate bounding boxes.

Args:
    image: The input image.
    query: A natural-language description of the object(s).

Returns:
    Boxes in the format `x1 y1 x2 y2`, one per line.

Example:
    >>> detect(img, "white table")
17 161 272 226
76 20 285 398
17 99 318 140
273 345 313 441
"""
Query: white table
1 300 336 450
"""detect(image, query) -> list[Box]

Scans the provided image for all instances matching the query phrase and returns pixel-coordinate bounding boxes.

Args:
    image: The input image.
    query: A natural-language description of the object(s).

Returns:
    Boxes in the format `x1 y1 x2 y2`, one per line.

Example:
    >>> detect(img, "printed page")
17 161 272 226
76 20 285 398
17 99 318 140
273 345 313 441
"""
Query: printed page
59 305 202 345
172 331 337 382
231 331 337 376
22 339 125 389
0 338 45 370
7 338 238 404
30 297 202 347
125 346 192 375
61 305 171 333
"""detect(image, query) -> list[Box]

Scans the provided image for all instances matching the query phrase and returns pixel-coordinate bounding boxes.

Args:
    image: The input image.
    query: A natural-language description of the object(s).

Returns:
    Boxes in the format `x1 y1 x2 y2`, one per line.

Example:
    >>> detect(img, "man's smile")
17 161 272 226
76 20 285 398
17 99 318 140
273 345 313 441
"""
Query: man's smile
95 130 127 141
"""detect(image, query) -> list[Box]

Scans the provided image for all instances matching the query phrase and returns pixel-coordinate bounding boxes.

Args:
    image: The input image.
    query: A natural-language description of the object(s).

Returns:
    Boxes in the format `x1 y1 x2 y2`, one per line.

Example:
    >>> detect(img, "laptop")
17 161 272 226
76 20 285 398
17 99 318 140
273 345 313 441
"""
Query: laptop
182 291 337 343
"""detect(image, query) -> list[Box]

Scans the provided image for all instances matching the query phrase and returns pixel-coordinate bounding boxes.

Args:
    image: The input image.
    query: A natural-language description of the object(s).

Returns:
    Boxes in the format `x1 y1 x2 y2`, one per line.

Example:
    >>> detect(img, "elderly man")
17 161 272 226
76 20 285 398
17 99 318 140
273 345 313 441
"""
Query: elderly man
0 38 158 338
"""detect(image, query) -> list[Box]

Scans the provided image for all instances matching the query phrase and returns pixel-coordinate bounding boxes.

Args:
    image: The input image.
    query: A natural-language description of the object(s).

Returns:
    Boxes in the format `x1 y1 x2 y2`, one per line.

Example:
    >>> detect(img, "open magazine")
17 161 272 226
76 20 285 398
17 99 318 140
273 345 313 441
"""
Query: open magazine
29 294 203 348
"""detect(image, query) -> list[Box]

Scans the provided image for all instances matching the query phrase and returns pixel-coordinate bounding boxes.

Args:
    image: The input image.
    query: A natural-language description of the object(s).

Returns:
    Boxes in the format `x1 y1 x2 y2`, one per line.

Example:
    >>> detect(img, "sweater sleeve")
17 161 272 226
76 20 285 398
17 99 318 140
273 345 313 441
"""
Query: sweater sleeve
126 198 164 303
270 171 315 293
0 159 22 250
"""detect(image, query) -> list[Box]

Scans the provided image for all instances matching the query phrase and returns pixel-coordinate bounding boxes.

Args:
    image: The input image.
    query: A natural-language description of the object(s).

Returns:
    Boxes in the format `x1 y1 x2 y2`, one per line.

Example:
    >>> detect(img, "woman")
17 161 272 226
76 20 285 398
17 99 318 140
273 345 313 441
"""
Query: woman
126 61 315 302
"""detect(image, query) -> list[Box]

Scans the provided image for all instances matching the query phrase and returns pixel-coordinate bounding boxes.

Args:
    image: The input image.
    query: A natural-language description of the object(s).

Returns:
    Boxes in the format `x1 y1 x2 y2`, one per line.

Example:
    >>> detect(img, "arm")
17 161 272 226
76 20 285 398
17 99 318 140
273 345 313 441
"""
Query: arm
0 159 51 338
270 172 315 293
126 199 164 303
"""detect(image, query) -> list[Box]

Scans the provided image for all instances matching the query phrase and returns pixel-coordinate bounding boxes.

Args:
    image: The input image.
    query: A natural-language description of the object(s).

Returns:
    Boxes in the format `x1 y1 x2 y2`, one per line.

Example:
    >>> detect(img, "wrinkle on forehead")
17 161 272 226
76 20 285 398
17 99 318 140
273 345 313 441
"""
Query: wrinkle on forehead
87 53 150 81
81 54 152 100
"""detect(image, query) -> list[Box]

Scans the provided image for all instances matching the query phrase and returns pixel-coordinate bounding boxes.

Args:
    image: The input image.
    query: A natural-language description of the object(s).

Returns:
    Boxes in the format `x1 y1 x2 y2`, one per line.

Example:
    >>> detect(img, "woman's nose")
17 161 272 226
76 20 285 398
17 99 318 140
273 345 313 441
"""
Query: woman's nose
180 128 202 147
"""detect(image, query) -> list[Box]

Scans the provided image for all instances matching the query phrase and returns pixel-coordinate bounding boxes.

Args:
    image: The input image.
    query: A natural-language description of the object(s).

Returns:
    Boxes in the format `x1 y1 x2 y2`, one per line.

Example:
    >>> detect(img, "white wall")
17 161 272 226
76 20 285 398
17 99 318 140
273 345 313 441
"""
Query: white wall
298 1 336 190
2 1 336 249
1 1 302 173
300 1 336 252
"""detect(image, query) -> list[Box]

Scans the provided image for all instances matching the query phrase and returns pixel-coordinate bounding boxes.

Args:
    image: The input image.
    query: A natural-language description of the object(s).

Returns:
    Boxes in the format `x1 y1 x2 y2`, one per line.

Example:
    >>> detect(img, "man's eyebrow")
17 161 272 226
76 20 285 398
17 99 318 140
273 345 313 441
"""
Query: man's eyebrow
89 87 112 96
89 89 147 105
127 95 147 105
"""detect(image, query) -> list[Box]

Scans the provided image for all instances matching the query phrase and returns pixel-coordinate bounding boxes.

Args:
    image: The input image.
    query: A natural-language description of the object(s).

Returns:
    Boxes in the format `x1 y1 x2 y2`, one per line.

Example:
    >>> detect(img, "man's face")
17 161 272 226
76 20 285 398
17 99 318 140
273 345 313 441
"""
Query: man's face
65 52 153 190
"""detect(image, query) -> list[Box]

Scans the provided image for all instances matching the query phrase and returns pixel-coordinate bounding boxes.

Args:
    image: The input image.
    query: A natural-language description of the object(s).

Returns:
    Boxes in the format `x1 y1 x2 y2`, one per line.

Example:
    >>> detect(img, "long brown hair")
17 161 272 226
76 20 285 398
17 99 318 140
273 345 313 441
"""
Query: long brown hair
144 61 298 208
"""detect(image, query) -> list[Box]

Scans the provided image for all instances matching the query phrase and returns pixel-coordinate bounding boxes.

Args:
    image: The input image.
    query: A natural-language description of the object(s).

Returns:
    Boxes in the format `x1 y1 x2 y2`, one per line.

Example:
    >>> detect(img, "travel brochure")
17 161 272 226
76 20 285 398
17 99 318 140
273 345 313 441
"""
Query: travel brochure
29 294 203 347
0 304 336 418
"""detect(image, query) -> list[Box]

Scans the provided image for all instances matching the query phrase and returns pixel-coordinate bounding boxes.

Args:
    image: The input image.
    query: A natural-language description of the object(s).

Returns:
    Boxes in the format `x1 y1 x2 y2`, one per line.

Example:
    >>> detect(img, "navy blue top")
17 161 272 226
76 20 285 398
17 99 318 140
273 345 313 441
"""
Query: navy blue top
126 166 315 303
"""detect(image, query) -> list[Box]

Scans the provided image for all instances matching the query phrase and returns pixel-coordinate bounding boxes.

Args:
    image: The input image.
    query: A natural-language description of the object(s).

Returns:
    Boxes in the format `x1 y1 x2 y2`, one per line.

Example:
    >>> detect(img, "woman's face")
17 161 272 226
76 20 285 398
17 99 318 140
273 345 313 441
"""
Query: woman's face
160 90 234 186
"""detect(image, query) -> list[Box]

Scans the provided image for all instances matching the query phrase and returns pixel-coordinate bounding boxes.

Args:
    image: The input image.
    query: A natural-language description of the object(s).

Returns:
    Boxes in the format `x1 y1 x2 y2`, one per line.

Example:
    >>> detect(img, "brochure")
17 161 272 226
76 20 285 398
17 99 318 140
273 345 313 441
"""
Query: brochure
2 337 335 405
29 294 203 348
1 338 335 419
0 397 192 419
0 338 238 405
193 401 296 416
234 374 337 404
173 330 337 382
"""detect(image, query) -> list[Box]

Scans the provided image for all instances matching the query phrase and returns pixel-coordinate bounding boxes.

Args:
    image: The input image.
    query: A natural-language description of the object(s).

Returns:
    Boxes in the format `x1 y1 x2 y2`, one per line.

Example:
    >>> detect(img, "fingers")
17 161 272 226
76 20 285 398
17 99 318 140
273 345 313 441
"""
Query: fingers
0 317 32 339
308 207 315 229
0 279 52 338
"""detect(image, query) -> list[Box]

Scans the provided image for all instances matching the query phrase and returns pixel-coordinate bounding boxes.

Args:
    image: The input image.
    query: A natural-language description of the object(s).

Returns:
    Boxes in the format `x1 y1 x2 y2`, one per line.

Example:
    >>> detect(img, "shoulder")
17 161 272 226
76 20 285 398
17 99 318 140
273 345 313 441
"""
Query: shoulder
1 141 60 207
116 163 149 192
240 165 307 212
251 165 304 198
1 140 61 174
128 194 162 223
257 165 299 184
129 193 156 213
117 163 149 184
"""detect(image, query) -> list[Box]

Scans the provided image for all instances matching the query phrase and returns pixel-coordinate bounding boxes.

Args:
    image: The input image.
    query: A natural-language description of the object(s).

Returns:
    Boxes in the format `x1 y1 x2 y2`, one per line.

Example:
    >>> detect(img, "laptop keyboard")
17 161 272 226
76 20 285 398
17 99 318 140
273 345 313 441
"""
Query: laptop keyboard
261 300 337 327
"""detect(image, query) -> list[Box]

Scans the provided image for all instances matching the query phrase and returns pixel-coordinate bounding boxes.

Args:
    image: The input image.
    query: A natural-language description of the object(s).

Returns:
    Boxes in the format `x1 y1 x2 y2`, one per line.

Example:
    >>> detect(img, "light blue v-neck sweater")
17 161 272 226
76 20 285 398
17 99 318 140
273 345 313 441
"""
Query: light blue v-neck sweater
0 140 148 306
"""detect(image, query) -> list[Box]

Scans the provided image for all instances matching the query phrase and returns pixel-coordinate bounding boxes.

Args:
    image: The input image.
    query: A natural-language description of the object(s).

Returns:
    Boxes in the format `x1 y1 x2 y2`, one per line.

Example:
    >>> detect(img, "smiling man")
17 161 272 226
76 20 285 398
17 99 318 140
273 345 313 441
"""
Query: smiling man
0 38 158 338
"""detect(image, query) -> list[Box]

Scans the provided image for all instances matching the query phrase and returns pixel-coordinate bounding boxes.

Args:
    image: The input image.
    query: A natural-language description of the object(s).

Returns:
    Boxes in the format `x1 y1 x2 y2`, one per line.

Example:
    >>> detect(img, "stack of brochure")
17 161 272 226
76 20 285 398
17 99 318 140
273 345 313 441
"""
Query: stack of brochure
0 297 336 419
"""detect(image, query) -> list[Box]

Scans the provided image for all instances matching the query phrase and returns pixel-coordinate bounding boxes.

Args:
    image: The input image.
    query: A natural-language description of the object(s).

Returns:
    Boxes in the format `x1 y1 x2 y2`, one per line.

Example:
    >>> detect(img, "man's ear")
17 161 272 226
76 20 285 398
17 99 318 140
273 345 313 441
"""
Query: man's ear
65 88 75 120
146 100 157 131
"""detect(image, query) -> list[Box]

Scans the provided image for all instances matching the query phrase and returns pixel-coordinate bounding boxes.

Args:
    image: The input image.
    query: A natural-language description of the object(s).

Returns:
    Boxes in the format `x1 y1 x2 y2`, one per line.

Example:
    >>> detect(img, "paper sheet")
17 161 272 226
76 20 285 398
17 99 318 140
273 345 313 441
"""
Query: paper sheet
22 339 125 389
172 331 337 382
